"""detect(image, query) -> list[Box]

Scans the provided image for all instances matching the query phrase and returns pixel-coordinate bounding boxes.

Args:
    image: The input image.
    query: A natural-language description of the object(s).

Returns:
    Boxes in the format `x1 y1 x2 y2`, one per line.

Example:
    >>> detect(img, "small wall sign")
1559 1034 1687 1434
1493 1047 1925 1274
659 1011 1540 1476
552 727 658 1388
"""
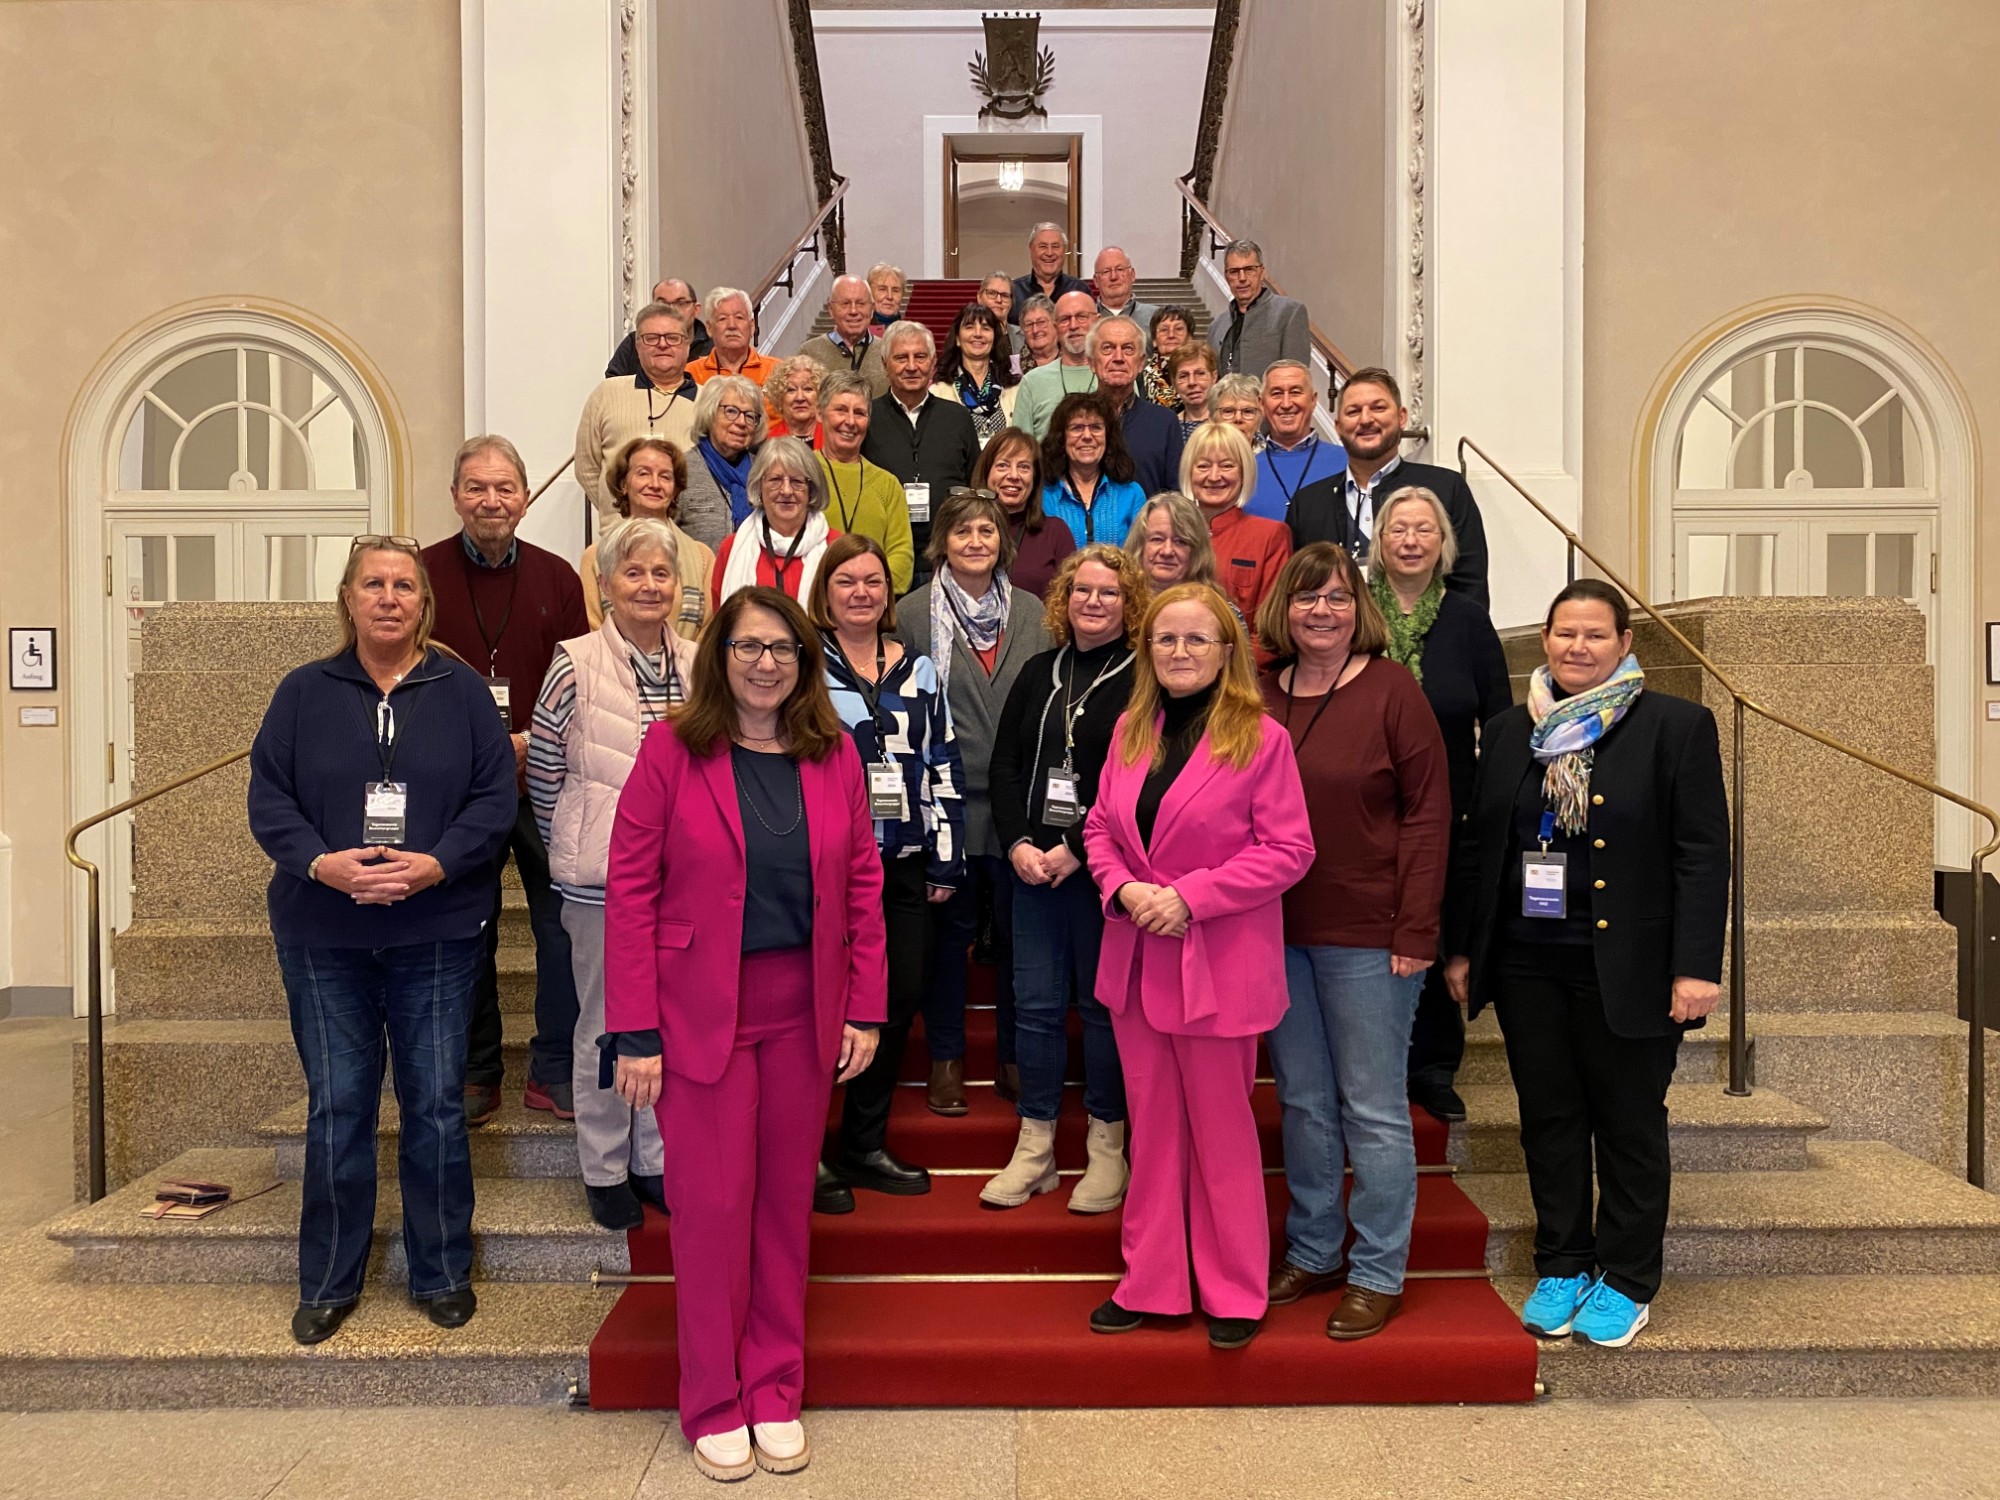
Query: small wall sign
1988 622 2000 686
8 628 56 691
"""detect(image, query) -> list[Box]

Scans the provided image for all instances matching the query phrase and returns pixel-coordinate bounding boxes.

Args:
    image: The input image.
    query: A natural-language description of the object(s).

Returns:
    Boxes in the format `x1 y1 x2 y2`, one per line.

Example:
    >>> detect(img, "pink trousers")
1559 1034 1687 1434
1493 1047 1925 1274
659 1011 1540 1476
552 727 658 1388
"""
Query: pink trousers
654 948 830 1441
1109 1001 1268 1320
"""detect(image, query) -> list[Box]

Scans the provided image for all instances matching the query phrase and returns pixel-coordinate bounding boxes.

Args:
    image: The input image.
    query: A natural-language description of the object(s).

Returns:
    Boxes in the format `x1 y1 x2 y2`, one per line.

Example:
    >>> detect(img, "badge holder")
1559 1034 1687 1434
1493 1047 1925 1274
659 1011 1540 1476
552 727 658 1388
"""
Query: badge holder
903 482 931 525
364 782 409 847
1521 810 1566 919
868 760 909 822
1043 764 1081 828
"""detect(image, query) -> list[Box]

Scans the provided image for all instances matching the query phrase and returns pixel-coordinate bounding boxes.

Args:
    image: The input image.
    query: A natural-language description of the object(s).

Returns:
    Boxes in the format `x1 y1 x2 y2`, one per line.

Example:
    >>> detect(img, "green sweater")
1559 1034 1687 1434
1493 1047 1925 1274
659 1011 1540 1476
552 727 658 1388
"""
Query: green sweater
817 454 916 592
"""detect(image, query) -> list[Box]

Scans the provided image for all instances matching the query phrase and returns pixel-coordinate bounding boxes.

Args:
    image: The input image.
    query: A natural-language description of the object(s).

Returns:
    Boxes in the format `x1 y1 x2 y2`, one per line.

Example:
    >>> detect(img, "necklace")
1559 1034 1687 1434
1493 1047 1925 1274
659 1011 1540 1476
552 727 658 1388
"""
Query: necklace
733 747 804 836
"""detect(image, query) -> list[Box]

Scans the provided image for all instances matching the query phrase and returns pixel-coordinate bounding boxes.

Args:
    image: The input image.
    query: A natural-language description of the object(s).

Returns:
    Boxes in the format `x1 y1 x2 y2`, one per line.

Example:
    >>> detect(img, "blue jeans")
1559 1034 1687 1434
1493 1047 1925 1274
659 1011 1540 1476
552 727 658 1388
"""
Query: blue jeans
1270 945 1423 1295
1010 871 1125 1124
927 853 1013 1063
277 936 484 1306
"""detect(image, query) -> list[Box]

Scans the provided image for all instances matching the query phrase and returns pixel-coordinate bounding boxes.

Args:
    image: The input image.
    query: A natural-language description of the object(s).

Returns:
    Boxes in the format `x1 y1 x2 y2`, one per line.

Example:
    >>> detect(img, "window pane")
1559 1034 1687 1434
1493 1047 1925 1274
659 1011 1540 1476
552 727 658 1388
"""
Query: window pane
1804 347 1888 420
1734 533 1776 596
1677 401 1734 490
1802 406 1863 489
1873 533 1914 599
174 535 217 601
313 536 353 598
1686 534 1729 597
177 410 239 490
1825 533 1868 597
268 536 310 600
128 536 168 604
1860 394 1910 488
148 349 237 425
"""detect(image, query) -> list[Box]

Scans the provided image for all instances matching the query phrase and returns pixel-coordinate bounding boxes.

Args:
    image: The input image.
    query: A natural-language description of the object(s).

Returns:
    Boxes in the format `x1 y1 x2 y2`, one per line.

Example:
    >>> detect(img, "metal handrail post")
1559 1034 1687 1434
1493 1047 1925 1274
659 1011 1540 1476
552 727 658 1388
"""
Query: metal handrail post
1728 699 1750 1096
1972 853 1988 1188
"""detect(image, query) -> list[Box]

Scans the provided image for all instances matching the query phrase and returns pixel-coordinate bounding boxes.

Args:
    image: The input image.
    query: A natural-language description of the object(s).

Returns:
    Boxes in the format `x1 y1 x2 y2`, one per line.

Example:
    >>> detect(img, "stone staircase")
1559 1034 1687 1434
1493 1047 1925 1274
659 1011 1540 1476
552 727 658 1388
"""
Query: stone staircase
2 595 1998 1409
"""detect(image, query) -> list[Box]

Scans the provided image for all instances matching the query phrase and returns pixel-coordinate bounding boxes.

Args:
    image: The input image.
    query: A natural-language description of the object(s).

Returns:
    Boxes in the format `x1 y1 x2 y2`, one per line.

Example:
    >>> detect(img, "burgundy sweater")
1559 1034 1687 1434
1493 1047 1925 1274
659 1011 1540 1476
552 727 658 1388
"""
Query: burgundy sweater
1259 656 1452 958
422 534 589 736
1007 514 1078 601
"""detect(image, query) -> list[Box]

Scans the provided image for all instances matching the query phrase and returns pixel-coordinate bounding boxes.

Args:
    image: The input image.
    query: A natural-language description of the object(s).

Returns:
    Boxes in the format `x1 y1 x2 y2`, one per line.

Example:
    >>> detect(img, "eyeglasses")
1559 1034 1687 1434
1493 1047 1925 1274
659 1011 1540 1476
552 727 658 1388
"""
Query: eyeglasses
725 639 803 664
636 333 690 349
717 403 758 424
349 535 421 552
1070 585 1122 602
1290 589 1355 612
1384 523 1440 541
1149 633 1223 656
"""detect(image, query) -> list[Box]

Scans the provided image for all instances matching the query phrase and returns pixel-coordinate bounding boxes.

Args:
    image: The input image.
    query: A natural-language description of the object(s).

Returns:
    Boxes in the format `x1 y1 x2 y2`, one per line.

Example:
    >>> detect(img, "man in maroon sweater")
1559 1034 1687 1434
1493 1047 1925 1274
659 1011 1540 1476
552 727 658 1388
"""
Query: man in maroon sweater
422 436 590 1126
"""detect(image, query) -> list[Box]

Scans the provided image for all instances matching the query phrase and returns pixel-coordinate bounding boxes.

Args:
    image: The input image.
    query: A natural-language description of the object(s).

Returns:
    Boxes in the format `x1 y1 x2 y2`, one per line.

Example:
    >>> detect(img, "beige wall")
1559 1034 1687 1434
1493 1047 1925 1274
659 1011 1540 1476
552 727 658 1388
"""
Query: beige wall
655 0 818 310
0 0 465 987
1581 0 2000 836
1210 0 1387 365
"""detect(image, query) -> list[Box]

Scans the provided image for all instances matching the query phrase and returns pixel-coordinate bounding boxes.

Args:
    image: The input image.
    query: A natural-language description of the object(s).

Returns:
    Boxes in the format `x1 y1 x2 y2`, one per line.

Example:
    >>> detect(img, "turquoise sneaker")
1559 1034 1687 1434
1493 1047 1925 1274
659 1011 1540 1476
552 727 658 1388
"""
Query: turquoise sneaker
1519 1274 1595 1338
1571 1279 1649 1347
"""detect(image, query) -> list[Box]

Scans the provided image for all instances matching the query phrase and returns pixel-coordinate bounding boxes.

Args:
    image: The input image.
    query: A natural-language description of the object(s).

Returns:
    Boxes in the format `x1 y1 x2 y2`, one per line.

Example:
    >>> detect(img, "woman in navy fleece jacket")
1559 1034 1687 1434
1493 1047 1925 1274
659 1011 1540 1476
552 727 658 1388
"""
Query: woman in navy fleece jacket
248 538 516 1347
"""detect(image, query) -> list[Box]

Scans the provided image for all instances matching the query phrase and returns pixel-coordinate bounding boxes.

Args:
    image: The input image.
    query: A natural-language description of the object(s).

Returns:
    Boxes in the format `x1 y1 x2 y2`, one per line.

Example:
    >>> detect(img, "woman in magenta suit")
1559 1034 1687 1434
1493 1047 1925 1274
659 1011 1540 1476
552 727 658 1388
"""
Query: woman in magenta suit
1081 582 1314 1350
605 586 887 1483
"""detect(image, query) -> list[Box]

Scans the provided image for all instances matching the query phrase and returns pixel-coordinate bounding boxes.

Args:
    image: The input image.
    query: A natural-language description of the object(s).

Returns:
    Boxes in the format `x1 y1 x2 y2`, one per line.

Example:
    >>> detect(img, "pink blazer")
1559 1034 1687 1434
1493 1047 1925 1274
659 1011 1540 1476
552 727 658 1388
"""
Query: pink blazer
603 725 888 1084
1083 713 1314 1037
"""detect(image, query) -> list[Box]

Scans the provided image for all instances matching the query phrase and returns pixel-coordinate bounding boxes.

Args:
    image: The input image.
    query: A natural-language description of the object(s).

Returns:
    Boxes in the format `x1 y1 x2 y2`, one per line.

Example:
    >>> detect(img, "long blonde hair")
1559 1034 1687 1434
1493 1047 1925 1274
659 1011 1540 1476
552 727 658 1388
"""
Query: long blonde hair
330 538 438 660
1116 582 1266 771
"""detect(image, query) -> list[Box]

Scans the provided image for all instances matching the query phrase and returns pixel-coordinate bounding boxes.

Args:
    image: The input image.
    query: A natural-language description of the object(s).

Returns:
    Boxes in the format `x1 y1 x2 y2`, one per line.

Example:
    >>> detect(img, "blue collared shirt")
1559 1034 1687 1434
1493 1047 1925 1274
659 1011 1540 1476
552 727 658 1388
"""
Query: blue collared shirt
460 530 519 570
1342 454 1404 557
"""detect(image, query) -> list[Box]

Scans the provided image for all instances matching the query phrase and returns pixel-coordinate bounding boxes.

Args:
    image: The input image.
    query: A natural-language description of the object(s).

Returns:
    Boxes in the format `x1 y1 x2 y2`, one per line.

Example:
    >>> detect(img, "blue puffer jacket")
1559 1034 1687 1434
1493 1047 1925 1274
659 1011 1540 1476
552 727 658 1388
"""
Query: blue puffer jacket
248 645 517 948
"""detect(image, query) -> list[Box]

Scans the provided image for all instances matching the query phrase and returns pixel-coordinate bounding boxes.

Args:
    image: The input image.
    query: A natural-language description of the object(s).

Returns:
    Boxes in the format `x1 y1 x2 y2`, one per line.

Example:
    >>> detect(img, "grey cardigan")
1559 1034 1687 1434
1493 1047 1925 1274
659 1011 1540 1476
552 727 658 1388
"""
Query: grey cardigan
1212 288 1311 379
676 446 738 550
896 582 1051 859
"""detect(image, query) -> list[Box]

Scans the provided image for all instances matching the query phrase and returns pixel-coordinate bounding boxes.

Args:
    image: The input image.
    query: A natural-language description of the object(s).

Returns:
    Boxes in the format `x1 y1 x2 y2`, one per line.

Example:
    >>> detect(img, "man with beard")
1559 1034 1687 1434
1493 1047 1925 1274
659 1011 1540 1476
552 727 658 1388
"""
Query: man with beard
1284 367 1489 608
1013 290 1100 439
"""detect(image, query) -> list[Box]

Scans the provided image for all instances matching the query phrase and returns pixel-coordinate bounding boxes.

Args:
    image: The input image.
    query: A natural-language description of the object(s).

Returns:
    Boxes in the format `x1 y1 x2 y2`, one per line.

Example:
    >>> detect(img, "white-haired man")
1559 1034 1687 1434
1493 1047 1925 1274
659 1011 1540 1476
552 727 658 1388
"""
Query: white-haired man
1009 222 1087 324
1091 246 1159 333
687 286 779 388
1246 359 1343 522
1012 288 1100 438
800 274 890 398
859 320 980 581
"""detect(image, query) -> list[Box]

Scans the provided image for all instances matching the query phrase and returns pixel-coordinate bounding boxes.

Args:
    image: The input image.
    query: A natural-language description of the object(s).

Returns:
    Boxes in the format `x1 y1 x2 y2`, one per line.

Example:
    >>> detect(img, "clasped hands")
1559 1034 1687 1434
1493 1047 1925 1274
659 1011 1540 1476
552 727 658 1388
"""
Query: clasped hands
313 847 445 905
1009 840 1083 889
1117 880 1192 937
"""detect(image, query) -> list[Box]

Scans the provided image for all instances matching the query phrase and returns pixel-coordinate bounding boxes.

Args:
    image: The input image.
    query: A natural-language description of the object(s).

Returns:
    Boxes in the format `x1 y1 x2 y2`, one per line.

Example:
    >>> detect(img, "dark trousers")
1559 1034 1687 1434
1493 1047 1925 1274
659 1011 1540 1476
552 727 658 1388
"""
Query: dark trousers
1492 942 1681 1303
467 795 578 1088
837 852 934 1155
926 852 1014 1064
1407 963 1466 1089
277 935 484 1305
1010 871 1123 1123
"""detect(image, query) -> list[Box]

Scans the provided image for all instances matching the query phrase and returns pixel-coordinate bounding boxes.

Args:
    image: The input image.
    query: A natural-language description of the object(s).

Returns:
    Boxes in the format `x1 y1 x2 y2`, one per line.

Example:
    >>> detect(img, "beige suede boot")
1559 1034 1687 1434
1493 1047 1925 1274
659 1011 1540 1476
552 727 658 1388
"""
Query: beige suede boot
1068 1117 1129 1215
979 1117 1059 1207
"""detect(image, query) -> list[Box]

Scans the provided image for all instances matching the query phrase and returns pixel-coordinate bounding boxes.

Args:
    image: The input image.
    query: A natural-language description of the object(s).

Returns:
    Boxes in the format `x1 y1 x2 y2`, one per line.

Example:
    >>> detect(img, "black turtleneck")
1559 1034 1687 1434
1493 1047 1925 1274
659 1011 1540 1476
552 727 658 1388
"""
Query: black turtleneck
1136 680 1218 849
990 636 1138 860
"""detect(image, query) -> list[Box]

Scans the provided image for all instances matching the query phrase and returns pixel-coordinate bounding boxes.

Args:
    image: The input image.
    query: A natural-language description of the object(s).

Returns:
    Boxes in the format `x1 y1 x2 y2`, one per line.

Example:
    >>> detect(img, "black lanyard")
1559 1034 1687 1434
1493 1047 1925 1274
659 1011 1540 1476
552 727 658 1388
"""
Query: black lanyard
823 456 866 533
348 669 426 782
645 385 683 429
846 637 897 742
762 516 809 593
1064 478 1102 543
1265 438 1321 510
1280 654 1351 753
466 557 521 676
900 400 933 481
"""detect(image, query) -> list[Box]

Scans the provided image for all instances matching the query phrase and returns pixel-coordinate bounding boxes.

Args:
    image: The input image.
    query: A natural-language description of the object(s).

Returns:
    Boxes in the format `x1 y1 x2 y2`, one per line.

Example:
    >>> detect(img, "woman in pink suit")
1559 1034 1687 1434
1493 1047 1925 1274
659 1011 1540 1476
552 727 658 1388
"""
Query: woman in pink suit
1081 582 1314 1350
605 586 887 1483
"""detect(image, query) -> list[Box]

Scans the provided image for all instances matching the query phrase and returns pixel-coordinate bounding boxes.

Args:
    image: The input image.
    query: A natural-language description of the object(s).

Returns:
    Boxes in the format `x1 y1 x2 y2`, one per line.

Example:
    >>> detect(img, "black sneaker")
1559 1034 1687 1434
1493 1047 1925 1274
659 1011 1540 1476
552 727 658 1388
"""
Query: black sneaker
1206 1315 1261 1350
586 1181 644 1232
1089 1298 1145 1334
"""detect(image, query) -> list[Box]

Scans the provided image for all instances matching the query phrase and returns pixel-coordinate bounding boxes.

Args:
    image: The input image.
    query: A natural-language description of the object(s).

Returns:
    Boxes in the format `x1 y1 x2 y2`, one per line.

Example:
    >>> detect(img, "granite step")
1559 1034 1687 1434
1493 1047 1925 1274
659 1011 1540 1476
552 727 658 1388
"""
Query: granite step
46 1149 628 1287
1514 1273 2000 1399
258 1088 573 1182
1448 1084 1825 1173
1462 1140 2000 1280
0 1222 594 1411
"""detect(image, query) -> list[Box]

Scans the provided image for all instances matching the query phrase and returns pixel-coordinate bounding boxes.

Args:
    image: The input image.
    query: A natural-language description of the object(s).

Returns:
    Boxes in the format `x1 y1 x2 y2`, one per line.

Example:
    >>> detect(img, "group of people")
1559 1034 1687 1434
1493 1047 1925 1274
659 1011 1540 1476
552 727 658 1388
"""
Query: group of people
245 221 1729 1484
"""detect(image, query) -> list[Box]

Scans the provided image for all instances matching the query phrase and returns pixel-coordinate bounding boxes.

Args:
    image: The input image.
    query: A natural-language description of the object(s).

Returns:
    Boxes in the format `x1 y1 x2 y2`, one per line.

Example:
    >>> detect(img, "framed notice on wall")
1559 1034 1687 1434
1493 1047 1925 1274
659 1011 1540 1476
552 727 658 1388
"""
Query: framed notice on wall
9 628 56 691
1988 622 2000 685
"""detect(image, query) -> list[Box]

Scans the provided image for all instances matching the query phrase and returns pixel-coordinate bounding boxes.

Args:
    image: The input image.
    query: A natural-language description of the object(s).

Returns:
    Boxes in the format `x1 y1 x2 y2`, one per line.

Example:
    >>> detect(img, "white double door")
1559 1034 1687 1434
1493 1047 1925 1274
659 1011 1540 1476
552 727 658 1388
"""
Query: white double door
1672 509 1936 645
104 508 367 933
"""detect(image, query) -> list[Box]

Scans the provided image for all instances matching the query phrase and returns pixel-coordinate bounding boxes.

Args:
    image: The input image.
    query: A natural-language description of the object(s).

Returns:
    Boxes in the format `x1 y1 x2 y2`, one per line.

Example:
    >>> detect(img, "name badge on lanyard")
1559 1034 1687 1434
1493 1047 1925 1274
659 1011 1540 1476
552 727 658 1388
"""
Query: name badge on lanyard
903 482 931 524
868 760 909 822
1042 766 1081 827
1521 810 1567 919
364 781 409 847
487 677 511 727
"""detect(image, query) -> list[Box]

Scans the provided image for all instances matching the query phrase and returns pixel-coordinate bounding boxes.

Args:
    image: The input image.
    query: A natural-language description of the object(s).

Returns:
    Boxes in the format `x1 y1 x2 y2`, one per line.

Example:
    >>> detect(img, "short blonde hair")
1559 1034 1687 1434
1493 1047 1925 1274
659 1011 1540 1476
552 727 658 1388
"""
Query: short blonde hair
692 375 770 446
765 355 825 415
1177 421 1259 511
595 516 682 582
1367 486 1459 588
1125 492 1219 588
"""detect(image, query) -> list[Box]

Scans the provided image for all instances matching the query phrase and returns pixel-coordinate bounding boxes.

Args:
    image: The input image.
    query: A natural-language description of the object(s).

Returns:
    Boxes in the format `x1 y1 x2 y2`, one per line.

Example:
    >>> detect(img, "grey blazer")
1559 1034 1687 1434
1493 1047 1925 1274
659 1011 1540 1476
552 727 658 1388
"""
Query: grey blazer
676 448 737 550
896 582 1052 859
1212 289 1311 379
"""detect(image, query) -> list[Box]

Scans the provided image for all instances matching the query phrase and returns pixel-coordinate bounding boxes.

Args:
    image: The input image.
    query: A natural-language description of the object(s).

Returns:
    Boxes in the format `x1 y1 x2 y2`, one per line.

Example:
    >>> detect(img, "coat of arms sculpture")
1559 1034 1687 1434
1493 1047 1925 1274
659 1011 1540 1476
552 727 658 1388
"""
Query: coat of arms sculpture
970 12 1055 121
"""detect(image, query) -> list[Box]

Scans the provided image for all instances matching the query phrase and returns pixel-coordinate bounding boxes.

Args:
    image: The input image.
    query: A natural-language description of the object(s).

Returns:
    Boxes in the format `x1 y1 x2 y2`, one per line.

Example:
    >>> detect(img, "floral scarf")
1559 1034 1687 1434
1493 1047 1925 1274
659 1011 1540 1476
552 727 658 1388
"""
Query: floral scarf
1373 574 1444 684
1527 653 1645 835
931 567 1011 704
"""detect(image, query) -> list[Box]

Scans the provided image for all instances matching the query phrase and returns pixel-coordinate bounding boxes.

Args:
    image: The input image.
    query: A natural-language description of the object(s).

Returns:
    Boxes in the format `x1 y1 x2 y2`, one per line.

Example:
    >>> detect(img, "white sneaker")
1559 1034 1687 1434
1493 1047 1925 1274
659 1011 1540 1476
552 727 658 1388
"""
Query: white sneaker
752 1418 811 1474
692 1425 755 1482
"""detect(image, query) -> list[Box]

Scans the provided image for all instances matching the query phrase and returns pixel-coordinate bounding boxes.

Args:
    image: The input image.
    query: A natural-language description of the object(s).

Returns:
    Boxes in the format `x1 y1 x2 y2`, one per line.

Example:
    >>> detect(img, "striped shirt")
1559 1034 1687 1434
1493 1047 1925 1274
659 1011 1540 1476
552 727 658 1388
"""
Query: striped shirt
823 640 967 889
528 639 685 904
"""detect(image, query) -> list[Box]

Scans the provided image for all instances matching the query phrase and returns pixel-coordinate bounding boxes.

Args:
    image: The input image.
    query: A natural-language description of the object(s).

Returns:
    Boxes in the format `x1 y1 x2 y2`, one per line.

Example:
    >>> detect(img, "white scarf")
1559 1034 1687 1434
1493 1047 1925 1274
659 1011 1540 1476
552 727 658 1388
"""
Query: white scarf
930 567 1011 705
716 509 832 605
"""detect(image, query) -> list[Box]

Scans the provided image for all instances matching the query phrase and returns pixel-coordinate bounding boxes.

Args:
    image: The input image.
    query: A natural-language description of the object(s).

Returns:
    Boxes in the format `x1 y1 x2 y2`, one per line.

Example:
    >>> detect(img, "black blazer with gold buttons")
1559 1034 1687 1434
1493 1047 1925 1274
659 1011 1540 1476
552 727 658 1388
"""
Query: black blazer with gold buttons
1442 689 1730 1038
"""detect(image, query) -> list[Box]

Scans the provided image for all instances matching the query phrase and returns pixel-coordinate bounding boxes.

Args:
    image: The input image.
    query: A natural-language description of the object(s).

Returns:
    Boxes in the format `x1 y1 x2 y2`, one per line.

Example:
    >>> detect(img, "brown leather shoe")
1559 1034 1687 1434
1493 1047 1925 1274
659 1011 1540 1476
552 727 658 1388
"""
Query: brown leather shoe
463 1082 501 1128
1267 1260 1347 1306
994 1062 1021 1104
1327 1286 1402 1341
926 1058 969 1116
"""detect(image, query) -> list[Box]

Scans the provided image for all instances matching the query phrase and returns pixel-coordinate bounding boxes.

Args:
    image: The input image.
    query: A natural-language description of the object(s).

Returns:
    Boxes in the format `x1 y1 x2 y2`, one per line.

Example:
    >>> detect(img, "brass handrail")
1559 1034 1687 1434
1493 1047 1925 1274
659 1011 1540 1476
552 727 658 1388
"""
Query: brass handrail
64 747 253 1202
1457 435 1997 1186
750 177 849 325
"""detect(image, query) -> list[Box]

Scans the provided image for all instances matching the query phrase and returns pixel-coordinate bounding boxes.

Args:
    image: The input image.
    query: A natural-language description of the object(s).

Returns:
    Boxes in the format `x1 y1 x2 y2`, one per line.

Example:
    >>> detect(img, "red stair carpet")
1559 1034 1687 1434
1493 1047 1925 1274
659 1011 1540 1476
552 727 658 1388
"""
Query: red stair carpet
590 984 1538 1408
894 277 1102 348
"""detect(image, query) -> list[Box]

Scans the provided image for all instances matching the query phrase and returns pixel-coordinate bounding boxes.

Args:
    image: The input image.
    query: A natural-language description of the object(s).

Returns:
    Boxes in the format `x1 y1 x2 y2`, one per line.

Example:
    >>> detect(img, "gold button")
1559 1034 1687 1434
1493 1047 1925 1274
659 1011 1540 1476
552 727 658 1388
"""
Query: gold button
1596 919 1609 930
1593 879 1606 889
1593 838 1605 849
1591 794 1604 806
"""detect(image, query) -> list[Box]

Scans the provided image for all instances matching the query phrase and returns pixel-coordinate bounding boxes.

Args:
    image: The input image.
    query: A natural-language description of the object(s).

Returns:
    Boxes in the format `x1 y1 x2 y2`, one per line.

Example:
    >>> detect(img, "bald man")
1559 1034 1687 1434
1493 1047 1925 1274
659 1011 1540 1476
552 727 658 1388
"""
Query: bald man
1092 247 1160 334
605 277 712 377
800 274 891 398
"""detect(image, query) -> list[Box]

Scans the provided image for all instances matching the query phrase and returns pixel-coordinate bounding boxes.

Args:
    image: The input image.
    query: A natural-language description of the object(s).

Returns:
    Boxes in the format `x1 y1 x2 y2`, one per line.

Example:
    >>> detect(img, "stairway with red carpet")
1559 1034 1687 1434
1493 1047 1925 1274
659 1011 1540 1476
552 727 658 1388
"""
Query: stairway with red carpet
588 978 1540 1408
899 279 983 346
